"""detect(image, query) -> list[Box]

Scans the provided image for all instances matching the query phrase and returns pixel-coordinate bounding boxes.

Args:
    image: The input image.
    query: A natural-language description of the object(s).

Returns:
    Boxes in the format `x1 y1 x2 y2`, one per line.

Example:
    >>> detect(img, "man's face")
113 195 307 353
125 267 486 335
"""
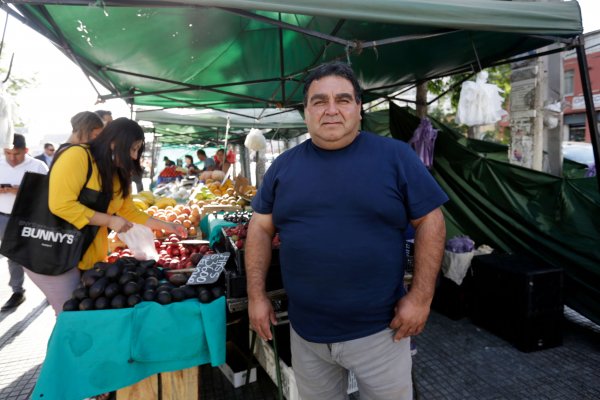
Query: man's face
44 146 55 157
197 153 206 161
4 148 27 167
304 75 362 150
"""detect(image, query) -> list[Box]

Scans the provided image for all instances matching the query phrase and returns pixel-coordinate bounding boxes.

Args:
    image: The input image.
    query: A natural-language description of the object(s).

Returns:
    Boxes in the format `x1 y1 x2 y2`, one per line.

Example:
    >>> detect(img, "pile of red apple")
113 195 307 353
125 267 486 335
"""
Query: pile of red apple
223 224 280 250
155 234 214 270
106 235 214 271
223 224 248 249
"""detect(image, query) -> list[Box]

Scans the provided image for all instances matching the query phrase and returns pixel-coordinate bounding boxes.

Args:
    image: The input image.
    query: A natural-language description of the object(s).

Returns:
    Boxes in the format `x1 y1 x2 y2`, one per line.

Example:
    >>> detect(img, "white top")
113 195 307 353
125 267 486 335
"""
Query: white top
0 155 49 214
43 153 53 166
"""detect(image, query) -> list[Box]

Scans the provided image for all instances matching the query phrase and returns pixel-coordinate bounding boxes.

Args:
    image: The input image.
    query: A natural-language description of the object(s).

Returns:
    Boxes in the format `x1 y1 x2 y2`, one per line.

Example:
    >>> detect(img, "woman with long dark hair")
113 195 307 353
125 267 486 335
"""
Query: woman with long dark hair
25 118 186 316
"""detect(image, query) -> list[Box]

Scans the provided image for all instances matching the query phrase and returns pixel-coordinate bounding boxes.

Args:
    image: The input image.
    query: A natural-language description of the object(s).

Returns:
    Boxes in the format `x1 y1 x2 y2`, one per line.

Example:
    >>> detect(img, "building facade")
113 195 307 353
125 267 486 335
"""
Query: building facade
563 30 600 142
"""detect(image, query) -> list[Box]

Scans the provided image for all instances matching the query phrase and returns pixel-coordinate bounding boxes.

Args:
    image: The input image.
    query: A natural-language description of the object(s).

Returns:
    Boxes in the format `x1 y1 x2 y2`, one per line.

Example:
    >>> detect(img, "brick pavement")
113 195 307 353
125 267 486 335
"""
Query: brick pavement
0 259 53 400
1 258 599 400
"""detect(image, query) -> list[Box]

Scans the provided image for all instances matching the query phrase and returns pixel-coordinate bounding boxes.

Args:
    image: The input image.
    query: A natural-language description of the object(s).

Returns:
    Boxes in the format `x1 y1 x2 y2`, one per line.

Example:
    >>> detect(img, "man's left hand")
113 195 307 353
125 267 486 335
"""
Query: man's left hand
389 292 431 341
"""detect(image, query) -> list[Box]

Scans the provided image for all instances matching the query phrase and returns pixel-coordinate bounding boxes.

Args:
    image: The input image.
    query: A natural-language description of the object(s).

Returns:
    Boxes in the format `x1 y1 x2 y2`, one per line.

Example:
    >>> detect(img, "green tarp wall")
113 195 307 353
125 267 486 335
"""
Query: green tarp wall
387 104 600 325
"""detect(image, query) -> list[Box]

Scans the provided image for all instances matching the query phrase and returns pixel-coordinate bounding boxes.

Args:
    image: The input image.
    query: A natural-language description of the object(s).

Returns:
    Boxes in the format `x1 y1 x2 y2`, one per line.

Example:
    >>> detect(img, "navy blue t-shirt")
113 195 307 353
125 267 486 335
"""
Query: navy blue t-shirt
252 131 448 343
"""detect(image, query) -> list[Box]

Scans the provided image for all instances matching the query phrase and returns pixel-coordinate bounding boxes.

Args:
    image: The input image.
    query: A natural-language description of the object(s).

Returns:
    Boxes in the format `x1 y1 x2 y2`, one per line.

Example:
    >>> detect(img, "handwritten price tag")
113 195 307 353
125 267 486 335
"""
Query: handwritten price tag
187 252 230 285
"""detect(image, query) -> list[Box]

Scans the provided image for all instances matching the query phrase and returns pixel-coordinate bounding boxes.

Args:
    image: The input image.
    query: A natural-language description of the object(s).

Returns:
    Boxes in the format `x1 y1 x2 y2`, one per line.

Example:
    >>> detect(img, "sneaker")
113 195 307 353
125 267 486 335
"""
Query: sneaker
410 337 418 356
1 292 26 311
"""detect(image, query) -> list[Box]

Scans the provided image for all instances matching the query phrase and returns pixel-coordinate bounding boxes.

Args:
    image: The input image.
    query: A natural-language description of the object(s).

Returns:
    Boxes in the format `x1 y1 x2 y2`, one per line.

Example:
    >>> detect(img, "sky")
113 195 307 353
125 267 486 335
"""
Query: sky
2 0 599 153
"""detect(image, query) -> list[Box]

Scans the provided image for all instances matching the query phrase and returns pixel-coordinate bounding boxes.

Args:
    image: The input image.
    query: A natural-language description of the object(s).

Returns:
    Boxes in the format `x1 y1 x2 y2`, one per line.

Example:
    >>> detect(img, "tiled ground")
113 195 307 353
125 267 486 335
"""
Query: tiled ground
0 263 53 400
1 258 599 400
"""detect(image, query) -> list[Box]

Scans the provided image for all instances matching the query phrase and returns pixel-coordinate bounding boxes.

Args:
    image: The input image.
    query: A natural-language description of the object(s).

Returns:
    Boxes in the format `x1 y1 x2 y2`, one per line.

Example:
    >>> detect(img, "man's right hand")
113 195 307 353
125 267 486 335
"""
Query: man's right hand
248 294 277 341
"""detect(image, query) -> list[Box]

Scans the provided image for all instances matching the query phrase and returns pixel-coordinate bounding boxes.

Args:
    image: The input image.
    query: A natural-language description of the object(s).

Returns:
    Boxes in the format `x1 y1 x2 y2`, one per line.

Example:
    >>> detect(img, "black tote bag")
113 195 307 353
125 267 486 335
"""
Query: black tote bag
0 146 110 276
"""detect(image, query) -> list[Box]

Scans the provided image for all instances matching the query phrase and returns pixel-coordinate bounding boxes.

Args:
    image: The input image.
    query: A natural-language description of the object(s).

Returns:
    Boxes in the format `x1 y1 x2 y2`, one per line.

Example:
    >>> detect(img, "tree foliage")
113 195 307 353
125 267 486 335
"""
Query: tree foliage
0 54 37 127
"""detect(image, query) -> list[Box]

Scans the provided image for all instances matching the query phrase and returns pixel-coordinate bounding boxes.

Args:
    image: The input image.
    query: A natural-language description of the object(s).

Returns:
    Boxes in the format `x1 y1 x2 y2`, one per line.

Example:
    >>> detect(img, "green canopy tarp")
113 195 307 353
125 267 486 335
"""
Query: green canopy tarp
137 107 307 144
5 0 582 109
387 104 600 325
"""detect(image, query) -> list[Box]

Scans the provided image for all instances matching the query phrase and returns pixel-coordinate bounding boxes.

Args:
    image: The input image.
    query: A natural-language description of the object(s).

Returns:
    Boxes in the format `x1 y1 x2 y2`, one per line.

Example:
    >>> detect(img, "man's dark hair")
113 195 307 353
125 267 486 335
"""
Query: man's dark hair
302 61 362 106
95 110 112 119
43 143 54 150
13 134 26 149
197 149 207 157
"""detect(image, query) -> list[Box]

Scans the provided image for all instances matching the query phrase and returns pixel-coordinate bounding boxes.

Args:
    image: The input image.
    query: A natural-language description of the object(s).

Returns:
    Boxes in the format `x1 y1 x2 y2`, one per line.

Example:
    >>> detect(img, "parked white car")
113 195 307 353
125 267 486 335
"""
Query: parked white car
562 142 595 165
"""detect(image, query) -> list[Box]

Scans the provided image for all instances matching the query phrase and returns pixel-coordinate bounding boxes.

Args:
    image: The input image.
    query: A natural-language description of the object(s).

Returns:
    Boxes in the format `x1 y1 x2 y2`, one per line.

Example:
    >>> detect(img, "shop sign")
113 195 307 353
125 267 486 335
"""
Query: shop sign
571 94 600 110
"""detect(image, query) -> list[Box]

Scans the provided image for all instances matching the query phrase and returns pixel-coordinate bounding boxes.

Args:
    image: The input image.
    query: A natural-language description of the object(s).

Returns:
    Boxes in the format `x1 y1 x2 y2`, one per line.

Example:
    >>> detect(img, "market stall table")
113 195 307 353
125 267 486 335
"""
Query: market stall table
200 212 237 247
31 297 226 400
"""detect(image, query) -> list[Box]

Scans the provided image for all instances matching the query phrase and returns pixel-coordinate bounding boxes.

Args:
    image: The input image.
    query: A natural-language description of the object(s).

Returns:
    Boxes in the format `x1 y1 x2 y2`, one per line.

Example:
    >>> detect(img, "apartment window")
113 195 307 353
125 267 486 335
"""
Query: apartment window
569 124 585 142
564 70 574 95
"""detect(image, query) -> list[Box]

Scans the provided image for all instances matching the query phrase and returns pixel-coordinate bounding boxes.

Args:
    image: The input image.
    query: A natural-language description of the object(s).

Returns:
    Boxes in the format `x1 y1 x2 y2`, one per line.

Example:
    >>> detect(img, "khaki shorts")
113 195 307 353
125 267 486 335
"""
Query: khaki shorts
290 326 413 400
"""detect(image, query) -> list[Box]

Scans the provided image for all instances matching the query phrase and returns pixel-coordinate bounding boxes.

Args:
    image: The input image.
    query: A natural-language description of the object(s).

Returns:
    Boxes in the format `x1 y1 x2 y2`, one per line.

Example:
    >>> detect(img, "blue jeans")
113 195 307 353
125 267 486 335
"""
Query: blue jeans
0 213 24 293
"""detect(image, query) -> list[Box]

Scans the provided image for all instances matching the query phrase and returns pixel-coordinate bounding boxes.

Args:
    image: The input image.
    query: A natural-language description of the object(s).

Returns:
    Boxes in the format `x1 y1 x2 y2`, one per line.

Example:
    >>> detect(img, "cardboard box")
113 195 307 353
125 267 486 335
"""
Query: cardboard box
218 342 257 388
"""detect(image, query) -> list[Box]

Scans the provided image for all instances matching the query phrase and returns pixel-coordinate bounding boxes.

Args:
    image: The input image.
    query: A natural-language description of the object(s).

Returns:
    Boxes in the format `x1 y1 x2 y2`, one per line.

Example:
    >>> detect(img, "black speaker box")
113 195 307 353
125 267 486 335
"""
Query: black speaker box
432 274 473 320
470 253 564 352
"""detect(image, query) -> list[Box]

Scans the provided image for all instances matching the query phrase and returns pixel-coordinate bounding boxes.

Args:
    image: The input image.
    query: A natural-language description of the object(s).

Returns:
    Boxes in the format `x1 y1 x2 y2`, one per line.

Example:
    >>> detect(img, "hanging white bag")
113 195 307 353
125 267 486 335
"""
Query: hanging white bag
244 128 267 151
455 71 506 127
0 84 16 148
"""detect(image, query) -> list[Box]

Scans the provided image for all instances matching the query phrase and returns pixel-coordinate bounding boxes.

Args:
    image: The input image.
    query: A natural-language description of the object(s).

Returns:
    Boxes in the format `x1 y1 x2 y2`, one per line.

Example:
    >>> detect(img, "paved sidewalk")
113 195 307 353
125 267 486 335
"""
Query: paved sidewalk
1 258 599 400
0 259 54 400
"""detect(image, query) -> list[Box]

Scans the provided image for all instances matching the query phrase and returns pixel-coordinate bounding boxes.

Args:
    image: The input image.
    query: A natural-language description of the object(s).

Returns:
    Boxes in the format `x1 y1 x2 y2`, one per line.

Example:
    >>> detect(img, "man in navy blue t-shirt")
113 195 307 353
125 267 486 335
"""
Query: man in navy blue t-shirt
247 61 448 400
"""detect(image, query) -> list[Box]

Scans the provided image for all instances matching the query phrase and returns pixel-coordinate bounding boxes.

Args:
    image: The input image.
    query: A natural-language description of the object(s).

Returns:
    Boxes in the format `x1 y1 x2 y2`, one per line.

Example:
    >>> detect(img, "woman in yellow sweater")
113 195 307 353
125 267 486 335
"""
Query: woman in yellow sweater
25 118 186 315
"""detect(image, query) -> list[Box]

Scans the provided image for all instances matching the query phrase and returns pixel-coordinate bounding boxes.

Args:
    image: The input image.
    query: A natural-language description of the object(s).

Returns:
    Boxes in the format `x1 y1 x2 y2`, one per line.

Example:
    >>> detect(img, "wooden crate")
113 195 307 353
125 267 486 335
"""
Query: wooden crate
116 366 200 400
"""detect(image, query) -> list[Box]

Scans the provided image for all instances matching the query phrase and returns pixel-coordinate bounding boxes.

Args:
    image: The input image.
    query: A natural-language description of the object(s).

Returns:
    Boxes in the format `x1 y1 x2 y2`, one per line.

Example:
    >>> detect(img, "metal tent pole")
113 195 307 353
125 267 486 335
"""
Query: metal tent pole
575 36 600 190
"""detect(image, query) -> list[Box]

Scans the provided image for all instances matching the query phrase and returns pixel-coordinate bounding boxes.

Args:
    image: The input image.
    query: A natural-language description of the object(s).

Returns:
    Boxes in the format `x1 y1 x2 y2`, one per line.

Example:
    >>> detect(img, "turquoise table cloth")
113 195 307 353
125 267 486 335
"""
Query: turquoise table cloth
200 213 236 247
32 297 226 400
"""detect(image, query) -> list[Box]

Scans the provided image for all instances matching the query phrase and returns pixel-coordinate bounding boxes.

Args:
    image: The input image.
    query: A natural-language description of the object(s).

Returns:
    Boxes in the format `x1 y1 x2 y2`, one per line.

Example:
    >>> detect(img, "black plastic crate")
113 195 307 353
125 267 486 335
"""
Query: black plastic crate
225 266 284 299
470 253 564 352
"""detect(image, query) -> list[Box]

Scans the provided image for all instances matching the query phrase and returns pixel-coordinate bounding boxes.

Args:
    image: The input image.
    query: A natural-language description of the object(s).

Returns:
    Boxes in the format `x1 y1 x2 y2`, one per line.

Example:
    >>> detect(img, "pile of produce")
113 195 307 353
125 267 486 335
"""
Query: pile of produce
145 205 201 238
190 179 246 207
63 256 224 311
155 234 214 269
223 210 252 224
223 222 280 250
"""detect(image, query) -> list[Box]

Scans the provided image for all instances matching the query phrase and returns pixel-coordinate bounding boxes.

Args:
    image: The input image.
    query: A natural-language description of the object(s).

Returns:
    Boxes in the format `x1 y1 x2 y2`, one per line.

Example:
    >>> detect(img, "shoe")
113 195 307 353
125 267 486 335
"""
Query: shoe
410 338 418 356
1 292 26 311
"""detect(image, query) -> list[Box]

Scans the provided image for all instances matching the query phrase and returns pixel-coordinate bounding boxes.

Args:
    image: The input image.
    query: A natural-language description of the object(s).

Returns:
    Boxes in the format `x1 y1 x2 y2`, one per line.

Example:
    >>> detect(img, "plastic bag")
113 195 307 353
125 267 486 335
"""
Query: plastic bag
118 224 159 261
442 250 474 285
409 118 438 168
455 71 506 126
0 85 16 148
442 236 476 285
244 128 267 151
